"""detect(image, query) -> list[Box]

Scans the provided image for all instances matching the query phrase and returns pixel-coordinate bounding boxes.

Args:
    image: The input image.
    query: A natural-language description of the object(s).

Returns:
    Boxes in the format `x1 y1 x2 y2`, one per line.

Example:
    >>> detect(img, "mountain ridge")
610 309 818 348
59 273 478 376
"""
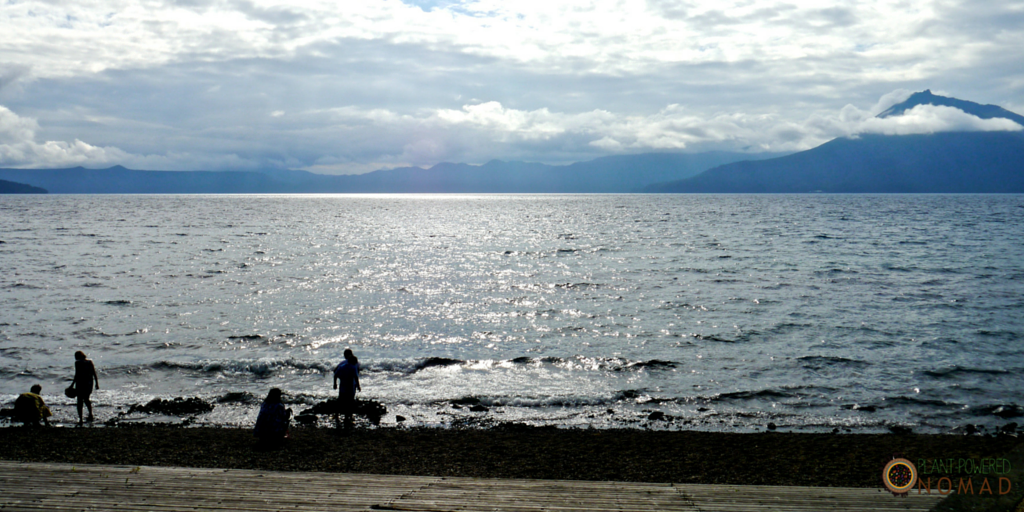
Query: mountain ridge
0 178 48 194
877 89 1024 126
0 151 782 194
644 91 1024 193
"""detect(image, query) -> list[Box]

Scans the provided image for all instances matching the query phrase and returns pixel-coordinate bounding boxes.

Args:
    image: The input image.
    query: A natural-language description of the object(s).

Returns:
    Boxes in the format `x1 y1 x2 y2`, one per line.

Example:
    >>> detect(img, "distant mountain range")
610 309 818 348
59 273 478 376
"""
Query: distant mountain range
0 152 780 194
3 90 1022 194
646 91 1024 193
0 178 47 194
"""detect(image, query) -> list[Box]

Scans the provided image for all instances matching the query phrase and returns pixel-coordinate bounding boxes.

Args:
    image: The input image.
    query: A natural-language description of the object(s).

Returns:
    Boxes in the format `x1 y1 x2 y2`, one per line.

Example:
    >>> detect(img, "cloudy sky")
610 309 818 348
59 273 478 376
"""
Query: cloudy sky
1 0 1022 173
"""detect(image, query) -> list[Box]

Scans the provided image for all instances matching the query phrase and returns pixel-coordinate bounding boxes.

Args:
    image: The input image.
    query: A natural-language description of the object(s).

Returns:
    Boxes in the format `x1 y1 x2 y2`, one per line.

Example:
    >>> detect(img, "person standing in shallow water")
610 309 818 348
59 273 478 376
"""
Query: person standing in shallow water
72 351 99 424
333 348 361 426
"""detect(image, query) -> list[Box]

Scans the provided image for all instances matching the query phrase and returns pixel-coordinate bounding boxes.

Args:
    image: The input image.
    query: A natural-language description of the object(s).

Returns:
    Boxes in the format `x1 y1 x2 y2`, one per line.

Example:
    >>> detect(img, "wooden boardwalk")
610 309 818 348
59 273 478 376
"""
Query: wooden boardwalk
0 461 946 511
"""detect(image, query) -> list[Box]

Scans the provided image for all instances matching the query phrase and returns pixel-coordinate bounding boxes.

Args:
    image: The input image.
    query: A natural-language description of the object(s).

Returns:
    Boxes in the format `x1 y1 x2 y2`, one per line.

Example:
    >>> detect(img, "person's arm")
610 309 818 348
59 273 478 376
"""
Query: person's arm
355 370 361 392
333 373 338 390
92 362 99 389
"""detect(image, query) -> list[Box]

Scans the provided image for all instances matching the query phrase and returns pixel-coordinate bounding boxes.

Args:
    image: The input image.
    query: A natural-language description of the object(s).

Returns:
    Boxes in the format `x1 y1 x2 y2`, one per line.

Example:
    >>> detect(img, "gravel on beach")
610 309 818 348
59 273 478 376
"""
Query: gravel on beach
1 424 1020 488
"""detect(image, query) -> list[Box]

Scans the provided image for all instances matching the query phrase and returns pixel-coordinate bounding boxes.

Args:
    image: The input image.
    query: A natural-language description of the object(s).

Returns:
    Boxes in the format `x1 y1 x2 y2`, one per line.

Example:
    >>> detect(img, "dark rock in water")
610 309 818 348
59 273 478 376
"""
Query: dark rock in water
606 409 614 415
126 397 214 416
294 414 318 425
831 428 840 434
415 357 464 371
852 404 877 412
628 360 678 370
767 422 777 431
965 424 979 435
451 396 481 406
228 334 264 340
1001 422 1018 434
301 398 387 425
395 415 406 422
889 425 913 435
647 411 666 421
469 405 489 412
0 408 14 417
217 392 257 404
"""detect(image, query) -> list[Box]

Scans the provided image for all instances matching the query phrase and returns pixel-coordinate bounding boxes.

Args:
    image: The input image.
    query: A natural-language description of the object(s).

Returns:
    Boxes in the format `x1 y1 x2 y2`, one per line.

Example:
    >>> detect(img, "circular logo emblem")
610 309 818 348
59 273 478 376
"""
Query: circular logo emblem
883 458 917 495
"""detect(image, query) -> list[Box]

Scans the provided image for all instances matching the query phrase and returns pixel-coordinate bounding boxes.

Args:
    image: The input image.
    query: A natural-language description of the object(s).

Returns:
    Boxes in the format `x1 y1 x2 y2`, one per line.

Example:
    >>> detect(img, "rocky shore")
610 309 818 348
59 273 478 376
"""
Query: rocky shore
1 424 1020 490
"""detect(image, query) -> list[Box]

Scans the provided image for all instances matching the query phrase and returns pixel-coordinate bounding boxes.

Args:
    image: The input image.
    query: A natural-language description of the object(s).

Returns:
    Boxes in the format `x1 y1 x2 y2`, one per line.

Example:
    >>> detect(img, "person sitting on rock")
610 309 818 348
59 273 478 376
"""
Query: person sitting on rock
253 388 291 446
14 385 52 427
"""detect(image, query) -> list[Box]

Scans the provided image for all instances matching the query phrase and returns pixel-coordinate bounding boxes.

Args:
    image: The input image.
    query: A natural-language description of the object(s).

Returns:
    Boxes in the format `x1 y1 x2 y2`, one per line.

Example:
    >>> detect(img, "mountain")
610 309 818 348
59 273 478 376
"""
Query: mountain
877 89 1024 126
0 166 295 194
646 92 1024 193
0 179 47 194
0 152 782 194
645 131 1024 193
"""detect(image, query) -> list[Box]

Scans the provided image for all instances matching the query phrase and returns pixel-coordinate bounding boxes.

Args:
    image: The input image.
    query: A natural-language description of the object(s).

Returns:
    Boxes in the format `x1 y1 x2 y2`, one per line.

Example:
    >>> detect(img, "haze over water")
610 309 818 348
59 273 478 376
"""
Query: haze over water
2 194 1022 433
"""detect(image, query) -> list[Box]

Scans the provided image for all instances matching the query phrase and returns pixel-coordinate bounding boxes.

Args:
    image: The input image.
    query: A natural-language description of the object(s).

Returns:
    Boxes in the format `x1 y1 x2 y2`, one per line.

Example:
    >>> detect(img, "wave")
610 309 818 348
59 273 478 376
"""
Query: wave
922 366 1011 378
716 389 794 401
884 396 954 408
72 327 149 337
148 358 333 378
132 353 686 381
970 404 1024 419
797 356 870 369
710 385 838 403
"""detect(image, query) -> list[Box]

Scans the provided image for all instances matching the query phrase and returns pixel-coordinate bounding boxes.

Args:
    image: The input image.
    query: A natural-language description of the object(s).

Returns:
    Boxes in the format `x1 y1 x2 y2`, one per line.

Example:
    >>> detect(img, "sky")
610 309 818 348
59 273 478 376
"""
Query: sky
1 0 1022 174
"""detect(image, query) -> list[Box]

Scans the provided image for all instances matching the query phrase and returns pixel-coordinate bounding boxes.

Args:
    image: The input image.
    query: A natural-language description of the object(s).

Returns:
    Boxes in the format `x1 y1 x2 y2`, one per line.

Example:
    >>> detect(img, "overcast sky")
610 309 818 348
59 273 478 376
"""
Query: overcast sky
1 0 1022 173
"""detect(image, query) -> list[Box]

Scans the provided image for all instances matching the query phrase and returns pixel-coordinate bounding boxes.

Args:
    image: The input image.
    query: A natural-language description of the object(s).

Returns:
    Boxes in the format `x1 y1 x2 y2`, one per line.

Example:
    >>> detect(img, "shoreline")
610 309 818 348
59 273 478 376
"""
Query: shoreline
1 424 1020 489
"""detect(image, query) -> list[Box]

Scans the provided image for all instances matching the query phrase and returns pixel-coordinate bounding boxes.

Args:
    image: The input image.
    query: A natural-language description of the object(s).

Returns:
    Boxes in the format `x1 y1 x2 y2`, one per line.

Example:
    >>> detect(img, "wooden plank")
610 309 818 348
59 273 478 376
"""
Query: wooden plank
0 461 946 512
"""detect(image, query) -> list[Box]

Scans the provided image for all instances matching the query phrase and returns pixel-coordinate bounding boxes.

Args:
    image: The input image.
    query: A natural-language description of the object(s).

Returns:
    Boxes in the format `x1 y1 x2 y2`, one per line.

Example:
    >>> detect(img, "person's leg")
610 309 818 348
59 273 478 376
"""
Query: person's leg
85 397 94 421
76 395 84 424
342 391 355 429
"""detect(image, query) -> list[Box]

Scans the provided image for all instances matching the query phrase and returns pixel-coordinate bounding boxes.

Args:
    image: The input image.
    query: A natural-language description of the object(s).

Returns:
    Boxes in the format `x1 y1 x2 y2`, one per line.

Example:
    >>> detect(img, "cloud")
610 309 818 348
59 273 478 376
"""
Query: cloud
0 104 130 167
857 104 1023 135
0 65 30 93
0 1 1022 171
0 104 267 170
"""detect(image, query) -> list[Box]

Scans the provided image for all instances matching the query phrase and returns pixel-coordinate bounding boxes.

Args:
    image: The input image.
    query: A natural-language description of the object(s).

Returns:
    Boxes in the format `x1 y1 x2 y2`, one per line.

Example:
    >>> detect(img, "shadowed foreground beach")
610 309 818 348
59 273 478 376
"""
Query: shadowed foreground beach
0 425 1020 488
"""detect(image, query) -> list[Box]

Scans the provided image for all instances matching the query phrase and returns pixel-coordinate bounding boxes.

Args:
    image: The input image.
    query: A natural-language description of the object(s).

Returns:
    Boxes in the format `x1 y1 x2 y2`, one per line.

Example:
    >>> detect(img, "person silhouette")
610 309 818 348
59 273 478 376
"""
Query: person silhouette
332 349 361 427
72 351 99 424
14 384 51 427
253 388 292 447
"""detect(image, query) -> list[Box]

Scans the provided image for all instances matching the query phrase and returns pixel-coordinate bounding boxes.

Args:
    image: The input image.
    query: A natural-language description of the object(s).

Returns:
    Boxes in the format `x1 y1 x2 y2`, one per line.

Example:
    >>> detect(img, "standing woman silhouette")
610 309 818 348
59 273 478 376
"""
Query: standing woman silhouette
73 351 99 424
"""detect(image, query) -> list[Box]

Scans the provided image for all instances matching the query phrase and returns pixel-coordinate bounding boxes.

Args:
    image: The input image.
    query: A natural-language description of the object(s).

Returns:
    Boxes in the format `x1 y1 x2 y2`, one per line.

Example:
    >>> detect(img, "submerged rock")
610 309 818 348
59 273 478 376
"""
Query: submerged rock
126 397 215 416
300 398 387 425
647 411 666 421
217 392 258 404
293 414 318 426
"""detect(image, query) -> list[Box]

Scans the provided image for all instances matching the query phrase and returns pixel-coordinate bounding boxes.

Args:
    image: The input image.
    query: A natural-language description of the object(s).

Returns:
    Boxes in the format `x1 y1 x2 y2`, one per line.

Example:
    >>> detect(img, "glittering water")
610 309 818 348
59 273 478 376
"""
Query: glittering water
1 194 1022 432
